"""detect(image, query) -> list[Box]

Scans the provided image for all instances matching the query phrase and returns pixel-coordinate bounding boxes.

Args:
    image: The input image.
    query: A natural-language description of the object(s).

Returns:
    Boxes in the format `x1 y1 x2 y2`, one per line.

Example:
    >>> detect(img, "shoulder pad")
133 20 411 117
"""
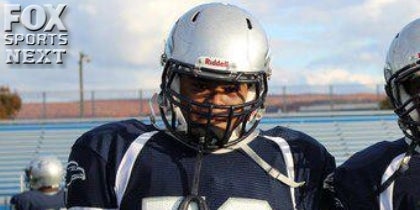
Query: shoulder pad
72 119 156 161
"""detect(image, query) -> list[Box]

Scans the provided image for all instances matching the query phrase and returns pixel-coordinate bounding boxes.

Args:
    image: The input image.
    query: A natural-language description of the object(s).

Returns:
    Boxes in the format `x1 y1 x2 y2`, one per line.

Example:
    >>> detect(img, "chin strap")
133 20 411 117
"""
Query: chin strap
178 144 209 210
148 93 164 130
375 140 417 195
240 143 305 188
377 117 419 196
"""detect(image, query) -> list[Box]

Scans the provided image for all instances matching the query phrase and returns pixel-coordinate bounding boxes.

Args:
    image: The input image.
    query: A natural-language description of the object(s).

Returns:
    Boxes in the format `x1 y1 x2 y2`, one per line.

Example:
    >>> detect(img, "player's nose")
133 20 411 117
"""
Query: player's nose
205 88 229 106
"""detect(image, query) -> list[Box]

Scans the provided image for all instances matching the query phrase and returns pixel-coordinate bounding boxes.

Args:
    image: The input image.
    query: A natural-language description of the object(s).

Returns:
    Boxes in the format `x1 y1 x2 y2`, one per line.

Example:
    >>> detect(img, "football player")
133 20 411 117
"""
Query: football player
10 155 66 210
66 3 335 210
331 18 420 210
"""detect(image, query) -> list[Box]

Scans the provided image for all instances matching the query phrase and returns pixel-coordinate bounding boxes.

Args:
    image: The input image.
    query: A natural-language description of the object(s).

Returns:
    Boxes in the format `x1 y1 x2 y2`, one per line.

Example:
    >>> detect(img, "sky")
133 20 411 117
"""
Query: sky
0 0 419 93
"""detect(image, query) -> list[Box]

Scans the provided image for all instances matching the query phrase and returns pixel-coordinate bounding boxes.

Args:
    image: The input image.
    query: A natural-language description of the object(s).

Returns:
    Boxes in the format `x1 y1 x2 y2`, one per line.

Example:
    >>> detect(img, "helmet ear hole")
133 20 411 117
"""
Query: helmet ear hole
246 18 252 29
191 11 200 22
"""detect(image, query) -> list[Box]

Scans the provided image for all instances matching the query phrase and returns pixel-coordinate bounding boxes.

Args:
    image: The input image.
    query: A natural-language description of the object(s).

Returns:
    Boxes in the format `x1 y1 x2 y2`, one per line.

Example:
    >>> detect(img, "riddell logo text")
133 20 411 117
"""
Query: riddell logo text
205 58 229 68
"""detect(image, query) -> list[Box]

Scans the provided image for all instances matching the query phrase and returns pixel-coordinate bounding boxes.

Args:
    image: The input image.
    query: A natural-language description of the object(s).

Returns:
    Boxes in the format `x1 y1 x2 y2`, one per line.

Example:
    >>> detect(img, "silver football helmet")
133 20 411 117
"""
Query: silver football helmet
159 3 271 152
25 155 64 190
384 18 420 141
379 18 420 194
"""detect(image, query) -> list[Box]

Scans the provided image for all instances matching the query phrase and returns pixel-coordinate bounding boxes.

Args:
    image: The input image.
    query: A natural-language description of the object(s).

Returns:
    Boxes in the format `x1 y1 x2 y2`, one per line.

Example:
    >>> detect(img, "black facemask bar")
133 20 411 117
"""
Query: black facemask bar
159 59 268 152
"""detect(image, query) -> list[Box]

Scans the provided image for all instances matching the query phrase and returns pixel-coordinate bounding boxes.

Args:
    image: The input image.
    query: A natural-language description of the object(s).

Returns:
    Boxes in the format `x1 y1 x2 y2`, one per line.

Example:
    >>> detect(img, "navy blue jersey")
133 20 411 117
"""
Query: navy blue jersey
10 189 66 210
333 138 420 210
66 119 335 210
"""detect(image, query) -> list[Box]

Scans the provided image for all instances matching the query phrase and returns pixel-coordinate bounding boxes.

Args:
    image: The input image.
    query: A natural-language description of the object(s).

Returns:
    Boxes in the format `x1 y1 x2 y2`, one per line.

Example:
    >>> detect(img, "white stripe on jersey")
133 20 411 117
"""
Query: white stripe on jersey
142 196 272 210
114 131 158 206
379 153 405 210
69 207 117 210
263 136 298 210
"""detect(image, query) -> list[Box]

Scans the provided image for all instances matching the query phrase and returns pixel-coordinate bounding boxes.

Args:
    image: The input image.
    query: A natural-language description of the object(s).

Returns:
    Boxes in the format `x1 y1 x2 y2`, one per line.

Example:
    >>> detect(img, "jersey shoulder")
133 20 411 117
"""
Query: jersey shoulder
10 192 24 205
260 126 335 173
11 190 37 202
260 126 335 209
338 138 407 172
333 138 408 208
261 125 333 162
10 190 43 206
261 125 326 149
72 119 156 161
335 138 407 187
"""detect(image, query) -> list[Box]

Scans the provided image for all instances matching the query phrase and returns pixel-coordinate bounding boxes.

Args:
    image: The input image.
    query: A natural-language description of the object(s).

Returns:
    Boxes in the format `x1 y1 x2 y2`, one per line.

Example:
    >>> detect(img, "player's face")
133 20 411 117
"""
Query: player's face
402 73 420 118
403 74 420 96
180 75 249 134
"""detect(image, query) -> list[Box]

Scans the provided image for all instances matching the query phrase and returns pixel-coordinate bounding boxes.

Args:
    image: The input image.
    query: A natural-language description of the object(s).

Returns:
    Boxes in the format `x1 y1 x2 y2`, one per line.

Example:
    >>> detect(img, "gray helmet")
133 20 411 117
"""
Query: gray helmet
384 18 420 140
25 155 64 190
159 3 271 152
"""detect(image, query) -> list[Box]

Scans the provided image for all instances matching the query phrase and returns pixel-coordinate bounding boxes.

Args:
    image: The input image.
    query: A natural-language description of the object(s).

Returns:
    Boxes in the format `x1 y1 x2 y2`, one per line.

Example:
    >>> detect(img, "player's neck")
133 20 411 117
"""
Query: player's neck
38 186 60 194
211 130 259 154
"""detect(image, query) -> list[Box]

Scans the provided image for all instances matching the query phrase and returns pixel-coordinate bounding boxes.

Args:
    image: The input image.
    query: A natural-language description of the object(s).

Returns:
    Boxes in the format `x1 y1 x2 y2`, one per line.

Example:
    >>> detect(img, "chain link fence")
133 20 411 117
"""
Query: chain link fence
14 84 388 120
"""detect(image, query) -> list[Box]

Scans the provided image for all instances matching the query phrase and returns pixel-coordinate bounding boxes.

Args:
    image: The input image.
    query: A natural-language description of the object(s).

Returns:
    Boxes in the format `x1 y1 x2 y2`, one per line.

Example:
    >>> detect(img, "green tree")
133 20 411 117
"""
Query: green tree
379 97 393 110
0 86 22 119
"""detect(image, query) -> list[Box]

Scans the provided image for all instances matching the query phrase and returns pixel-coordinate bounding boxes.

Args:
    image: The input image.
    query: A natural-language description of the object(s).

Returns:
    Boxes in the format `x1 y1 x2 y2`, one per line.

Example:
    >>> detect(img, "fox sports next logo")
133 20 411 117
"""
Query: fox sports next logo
4 4 68 65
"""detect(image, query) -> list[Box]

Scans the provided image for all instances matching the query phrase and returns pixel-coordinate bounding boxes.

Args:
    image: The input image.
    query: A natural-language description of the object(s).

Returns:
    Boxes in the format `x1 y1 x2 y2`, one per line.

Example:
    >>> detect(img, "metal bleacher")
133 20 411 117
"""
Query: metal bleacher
276 119 402 164
0 121 101 202
0 112 405 206
0 129 85 197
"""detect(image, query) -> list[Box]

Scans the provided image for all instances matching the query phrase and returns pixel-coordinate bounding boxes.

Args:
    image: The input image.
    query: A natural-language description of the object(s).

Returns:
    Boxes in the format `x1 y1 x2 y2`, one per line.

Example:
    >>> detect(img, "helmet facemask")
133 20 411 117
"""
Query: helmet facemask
159 59 267 152
386 59 420 142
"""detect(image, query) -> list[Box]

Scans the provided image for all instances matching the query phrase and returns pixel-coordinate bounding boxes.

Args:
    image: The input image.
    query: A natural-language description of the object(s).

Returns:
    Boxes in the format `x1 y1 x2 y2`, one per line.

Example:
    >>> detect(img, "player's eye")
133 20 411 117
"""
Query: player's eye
192 82 209 92
223 84 240 93
403 74 420 96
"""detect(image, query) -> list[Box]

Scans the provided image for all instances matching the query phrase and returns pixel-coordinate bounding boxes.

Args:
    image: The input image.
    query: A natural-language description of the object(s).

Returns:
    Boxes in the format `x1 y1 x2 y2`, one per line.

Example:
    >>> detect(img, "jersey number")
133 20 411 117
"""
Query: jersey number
142 196 272 210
